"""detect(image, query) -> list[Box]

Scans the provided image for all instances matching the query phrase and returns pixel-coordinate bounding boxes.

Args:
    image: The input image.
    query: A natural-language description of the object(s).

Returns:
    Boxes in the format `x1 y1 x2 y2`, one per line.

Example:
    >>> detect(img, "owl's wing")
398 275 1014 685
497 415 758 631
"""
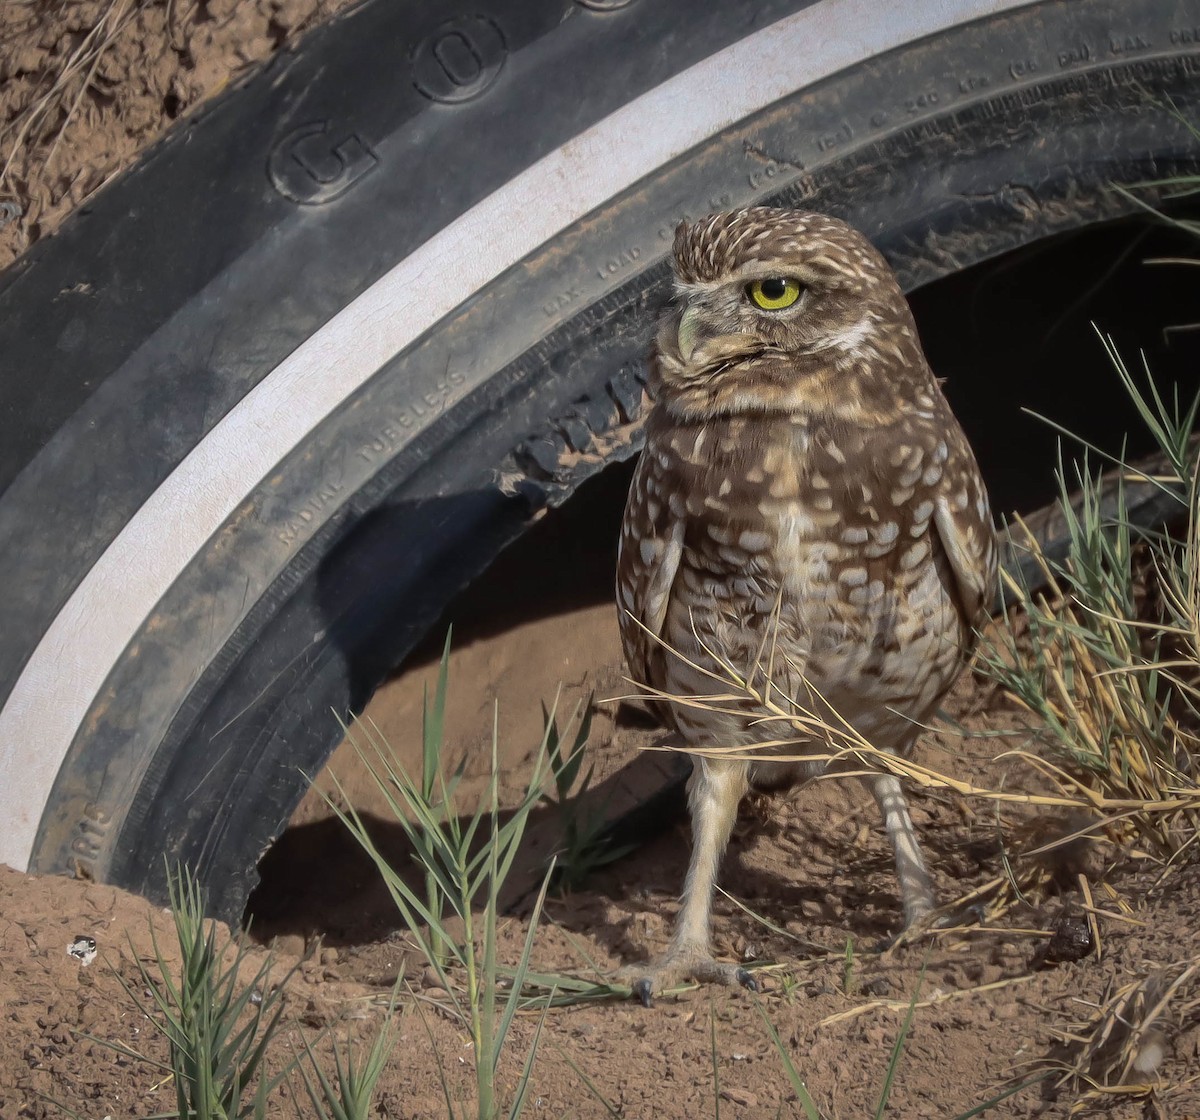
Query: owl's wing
616 458 686 693
932 461 998 628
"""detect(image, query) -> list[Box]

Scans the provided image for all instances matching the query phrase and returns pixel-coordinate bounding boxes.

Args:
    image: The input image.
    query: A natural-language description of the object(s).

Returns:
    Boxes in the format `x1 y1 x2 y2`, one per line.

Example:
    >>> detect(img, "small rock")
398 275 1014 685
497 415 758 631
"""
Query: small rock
271 933 306 959
860 976 891 998
67 935 97 966
1040 914 1094 966
421 967 443 990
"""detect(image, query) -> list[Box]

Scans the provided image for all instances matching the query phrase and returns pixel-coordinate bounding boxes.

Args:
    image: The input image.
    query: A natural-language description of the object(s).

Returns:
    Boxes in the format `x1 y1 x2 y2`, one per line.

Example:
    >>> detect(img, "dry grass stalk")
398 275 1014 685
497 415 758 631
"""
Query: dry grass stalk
978 345 1200 873
985 509 1200 863
618 605 1200 849
614 618 1070 923
615 351 1200 919
817 973 1038 1028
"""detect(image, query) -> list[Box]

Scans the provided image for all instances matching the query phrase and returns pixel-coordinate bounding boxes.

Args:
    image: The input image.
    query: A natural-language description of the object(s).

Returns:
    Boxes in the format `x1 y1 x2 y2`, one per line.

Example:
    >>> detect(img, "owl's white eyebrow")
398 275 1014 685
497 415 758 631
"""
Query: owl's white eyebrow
738 263 824 286
676 279 728 296
676 263 823 297
814 312 877 355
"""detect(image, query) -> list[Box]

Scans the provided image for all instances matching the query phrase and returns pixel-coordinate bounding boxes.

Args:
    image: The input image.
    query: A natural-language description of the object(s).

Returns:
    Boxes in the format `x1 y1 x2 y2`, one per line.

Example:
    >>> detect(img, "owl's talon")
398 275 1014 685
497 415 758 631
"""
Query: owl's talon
619 951 758 1006
878 898 987 953
735 967 758 993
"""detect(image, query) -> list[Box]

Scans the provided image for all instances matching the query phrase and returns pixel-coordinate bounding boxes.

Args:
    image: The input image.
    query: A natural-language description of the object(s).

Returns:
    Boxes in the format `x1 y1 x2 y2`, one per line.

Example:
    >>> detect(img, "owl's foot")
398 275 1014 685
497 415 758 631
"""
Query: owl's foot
618 946 758 1008
876 909 946 954
877 900 987 954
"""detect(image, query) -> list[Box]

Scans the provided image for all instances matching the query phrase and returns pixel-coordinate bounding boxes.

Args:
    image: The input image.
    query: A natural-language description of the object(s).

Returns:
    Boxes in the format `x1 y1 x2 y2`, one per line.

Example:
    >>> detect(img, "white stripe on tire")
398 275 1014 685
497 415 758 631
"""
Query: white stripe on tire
0 0 1034 871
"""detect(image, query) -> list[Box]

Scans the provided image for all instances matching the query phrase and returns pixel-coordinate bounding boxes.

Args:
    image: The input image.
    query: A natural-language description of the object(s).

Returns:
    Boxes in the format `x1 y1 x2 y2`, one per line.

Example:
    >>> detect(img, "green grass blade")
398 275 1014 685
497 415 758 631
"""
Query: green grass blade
751 996 822 1120
506 995 552 1120
556 1048 623 1119
495 865 555 1061
294 1030 346 1120
949 1072 1054 1119
411 989 460 1120
873 959 927 1120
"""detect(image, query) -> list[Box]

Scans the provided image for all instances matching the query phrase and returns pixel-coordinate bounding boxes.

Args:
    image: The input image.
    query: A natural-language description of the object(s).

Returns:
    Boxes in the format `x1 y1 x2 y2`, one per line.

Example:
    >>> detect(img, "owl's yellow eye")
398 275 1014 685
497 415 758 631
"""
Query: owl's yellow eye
746 277 803 310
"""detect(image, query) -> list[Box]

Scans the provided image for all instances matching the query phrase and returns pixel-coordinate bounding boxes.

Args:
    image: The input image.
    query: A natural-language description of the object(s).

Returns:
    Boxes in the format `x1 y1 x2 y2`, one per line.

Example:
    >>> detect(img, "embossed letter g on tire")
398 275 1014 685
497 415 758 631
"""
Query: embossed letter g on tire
268 121 377 204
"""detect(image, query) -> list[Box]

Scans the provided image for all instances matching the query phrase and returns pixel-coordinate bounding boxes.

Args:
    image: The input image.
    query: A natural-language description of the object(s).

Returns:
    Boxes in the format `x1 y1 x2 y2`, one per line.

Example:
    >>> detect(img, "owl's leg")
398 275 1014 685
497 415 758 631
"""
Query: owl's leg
872 773 937 927
623 757 756 1007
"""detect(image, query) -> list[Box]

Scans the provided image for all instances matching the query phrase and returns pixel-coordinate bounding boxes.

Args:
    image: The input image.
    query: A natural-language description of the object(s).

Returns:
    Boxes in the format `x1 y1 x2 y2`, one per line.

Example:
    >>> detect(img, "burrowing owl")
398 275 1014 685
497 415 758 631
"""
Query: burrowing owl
616 207 997 1005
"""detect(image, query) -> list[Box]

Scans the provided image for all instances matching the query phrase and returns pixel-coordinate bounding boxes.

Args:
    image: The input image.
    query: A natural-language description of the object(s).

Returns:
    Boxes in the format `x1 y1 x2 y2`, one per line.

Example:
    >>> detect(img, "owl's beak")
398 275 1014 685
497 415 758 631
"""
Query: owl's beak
677 304 705 361
675 302 767 372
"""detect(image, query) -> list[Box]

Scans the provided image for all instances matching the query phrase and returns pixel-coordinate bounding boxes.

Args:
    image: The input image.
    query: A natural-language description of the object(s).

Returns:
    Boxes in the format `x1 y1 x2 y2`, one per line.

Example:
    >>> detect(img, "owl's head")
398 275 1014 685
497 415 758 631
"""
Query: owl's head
653 207 928 423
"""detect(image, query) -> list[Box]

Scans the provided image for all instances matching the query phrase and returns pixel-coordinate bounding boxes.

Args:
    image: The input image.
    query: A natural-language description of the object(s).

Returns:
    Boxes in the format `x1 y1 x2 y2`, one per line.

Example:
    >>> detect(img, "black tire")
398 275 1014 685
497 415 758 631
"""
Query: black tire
2 0 1199 922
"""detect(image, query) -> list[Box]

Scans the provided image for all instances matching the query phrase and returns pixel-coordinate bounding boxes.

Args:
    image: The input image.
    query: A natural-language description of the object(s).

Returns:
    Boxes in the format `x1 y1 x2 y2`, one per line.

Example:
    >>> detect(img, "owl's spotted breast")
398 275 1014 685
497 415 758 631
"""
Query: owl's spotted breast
618 403 988 752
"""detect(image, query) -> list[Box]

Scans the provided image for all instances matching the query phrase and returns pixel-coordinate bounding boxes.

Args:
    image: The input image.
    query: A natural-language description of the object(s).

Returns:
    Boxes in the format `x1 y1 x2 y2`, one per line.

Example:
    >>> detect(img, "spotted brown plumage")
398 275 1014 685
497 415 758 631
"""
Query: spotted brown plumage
616 207 997 1005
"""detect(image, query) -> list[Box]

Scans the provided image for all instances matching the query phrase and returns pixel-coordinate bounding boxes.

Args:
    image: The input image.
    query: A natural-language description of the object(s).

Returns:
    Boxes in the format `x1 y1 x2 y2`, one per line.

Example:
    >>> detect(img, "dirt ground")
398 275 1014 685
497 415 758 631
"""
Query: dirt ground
6 584 1200 1118
4 4 1200 1118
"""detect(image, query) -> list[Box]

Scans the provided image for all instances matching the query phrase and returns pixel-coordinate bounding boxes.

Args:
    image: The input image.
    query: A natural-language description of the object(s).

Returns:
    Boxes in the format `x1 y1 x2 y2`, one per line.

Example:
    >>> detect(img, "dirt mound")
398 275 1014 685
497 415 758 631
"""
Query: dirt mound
7 763 1200 1118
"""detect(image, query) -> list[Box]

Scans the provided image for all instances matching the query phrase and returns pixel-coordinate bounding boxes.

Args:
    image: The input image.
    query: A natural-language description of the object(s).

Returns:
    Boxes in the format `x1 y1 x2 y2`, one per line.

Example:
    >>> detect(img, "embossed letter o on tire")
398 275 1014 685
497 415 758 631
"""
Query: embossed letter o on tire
411 16 507 104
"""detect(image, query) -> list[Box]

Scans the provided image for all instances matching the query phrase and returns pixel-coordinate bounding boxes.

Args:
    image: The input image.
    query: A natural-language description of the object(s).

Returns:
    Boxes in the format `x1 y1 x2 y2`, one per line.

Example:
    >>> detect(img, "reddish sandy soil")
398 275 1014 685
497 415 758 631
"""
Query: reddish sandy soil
7 596 1200 1117
4 5 1200 1118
